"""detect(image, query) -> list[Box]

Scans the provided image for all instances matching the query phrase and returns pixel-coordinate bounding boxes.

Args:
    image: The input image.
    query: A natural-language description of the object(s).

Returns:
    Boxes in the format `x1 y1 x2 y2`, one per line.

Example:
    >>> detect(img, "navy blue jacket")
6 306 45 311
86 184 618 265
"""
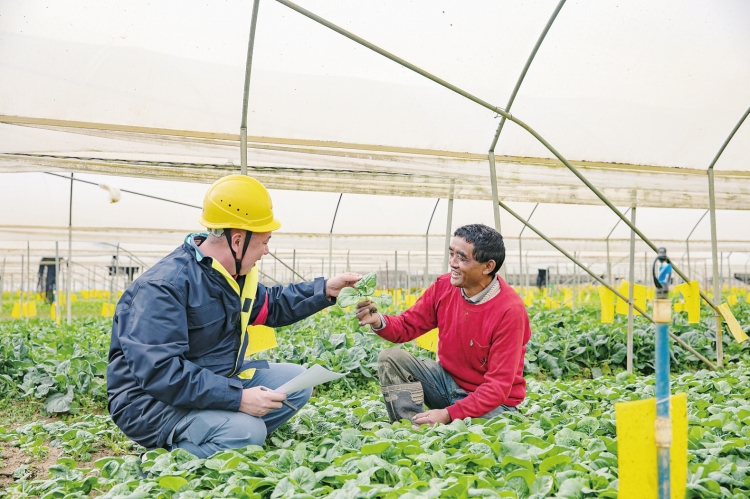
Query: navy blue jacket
107 235 332 449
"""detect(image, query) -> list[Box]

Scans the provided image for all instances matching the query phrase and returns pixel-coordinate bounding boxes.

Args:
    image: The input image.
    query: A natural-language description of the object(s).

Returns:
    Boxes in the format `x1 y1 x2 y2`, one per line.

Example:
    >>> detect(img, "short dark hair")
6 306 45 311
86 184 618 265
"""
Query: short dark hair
453 224 505 277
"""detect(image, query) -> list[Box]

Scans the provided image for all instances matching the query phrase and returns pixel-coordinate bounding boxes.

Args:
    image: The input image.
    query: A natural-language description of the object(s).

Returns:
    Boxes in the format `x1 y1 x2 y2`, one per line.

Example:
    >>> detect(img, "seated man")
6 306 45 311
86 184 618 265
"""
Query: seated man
356 224 530 425
107 175 360 458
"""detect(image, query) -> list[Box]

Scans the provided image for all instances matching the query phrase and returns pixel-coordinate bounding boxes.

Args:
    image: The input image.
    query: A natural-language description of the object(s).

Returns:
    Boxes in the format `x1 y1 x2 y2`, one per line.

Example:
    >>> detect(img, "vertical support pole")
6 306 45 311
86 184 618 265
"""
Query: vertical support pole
708 168 722 368
518 236 523 296
292 249 296 283
627 206 636 374
407 251 411 290
329 194 343 278
27 242 30 303
572 252 578 309
66 173 73 325
487 152 505 279
727 252 732 290
525 252 530 290
394 251 398 288
424 234 429 287
240 0 261 175
554 259 558 288
346 250 350 273
0 257 4 312
425 199 440 288
442 181 455 273
20 255 25 317
385 260 389 290
108 244 119 317
54 243 60 324
685 240 691 280
328 235 333 278
606 238 612 285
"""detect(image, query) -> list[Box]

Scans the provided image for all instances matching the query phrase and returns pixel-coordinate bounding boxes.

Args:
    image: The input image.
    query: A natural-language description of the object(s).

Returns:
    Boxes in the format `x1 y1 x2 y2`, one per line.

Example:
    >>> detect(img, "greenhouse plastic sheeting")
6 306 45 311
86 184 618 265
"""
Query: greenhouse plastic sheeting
2 172 750 267
1 1 750 285
1 1 749 207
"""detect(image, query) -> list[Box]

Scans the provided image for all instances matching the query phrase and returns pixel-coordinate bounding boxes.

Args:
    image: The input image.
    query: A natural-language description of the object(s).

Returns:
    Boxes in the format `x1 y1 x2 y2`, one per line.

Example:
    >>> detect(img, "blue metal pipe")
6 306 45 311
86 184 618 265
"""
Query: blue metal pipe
653 250 672 499
655 321 671 499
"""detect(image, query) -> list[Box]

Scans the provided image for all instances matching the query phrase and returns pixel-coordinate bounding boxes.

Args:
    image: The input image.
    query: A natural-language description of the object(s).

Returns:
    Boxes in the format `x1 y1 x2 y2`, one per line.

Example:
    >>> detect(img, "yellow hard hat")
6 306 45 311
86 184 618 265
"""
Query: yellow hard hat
199 175 281 232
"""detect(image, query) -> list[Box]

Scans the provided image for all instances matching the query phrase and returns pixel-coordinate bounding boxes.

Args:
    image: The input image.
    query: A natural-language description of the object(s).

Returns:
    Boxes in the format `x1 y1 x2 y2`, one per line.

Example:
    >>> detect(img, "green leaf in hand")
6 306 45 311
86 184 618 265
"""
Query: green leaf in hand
338 272 382 309
355 272 377 295
372 294 392 308
337 287 362 308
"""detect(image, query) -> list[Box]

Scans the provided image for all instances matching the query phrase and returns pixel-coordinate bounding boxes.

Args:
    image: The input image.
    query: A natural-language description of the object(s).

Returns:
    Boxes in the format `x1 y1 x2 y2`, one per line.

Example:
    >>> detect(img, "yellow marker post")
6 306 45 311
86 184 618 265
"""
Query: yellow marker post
673 281 700 324
23 302 37 317
616 280 646 316
728 293 738 306
415 328 438 353
11 301 21 318
562 287 573 308
100 303 115 317
523 291 534 307
615 393 687 499
597 286 615 323
717 303 748 343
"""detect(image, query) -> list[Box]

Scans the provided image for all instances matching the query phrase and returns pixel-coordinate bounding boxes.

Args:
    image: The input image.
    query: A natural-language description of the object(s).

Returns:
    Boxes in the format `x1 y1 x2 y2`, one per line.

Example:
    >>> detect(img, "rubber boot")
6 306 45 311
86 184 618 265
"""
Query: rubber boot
381 382 424 423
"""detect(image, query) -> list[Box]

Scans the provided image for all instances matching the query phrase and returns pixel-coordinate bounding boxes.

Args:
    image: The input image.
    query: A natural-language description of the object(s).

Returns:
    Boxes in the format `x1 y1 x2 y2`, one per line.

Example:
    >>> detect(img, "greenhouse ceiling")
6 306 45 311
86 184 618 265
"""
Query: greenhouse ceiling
0 0 749 279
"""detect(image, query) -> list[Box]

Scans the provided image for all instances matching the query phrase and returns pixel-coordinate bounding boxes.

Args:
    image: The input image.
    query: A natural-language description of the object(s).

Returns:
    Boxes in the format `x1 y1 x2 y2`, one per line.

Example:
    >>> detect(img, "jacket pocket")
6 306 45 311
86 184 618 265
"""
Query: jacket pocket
187 302 226 329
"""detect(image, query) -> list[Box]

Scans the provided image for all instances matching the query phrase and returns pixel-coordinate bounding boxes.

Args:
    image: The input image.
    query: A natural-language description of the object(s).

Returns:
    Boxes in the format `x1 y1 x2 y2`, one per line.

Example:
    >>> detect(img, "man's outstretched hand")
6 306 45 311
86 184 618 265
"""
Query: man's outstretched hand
356 300 383 329
326 272 363 299
412 409 451 427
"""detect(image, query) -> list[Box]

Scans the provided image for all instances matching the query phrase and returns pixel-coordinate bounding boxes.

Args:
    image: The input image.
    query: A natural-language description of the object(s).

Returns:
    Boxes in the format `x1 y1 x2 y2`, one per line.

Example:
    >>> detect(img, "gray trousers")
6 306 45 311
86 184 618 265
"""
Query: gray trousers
167 363 312 458
377 347 517 423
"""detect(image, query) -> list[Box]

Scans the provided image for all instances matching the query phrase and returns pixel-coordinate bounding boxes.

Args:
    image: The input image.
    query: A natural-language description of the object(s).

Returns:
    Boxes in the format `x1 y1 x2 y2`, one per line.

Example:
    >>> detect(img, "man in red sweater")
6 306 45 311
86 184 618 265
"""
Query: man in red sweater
356 224 531 426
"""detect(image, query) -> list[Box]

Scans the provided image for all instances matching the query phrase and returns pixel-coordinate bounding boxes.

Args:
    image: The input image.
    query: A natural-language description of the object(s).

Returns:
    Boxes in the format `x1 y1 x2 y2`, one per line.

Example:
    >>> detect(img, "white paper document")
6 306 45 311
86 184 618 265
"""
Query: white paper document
274 364 348 394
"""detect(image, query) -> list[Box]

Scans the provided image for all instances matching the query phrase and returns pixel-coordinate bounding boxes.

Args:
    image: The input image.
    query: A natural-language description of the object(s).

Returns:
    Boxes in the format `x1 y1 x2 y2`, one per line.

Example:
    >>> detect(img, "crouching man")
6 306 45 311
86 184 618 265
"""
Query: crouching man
107 175 360 457
356 224 531 425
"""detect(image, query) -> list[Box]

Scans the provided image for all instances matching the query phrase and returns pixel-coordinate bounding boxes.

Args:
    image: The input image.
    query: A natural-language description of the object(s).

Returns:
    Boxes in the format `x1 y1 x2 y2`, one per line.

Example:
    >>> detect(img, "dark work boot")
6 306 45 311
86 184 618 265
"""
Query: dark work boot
381 382 424 423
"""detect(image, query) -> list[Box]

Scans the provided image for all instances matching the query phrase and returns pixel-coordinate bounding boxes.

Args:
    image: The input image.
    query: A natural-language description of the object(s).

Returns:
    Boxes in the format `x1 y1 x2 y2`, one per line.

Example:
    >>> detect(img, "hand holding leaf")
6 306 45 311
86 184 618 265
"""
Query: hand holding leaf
336 272 392 309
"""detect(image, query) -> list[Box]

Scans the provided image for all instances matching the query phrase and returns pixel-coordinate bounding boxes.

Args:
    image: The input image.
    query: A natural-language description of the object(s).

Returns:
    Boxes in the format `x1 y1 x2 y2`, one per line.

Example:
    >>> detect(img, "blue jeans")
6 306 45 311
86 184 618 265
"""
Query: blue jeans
167 363 311 458
377 348 517 422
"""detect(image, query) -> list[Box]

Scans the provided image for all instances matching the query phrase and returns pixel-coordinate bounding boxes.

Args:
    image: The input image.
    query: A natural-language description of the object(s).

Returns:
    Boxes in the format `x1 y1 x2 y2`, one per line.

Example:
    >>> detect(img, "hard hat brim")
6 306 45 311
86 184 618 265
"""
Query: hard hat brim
199 216 281 233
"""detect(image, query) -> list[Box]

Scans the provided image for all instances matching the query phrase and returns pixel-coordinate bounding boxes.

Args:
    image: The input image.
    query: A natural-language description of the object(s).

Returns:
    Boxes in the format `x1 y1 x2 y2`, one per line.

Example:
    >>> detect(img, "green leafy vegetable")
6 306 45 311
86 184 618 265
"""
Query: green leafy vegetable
337 272 393 309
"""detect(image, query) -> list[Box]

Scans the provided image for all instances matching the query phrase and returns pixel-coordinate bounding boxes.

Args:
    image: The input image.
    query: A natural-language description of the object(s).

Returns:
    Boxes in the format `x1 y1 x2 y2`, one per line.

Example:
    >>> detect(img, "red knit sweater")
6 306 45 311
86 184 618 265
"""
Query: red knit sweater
376 274 531 420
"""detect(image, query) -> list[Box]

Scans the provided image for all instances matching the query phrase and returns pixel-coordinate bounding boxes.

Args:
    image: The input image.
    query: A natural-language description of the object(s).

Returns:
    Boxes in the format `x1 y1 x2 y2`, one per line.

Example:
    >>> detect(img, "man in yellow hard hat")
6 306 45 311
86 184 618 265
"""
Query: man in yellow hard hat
107 175 361 458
